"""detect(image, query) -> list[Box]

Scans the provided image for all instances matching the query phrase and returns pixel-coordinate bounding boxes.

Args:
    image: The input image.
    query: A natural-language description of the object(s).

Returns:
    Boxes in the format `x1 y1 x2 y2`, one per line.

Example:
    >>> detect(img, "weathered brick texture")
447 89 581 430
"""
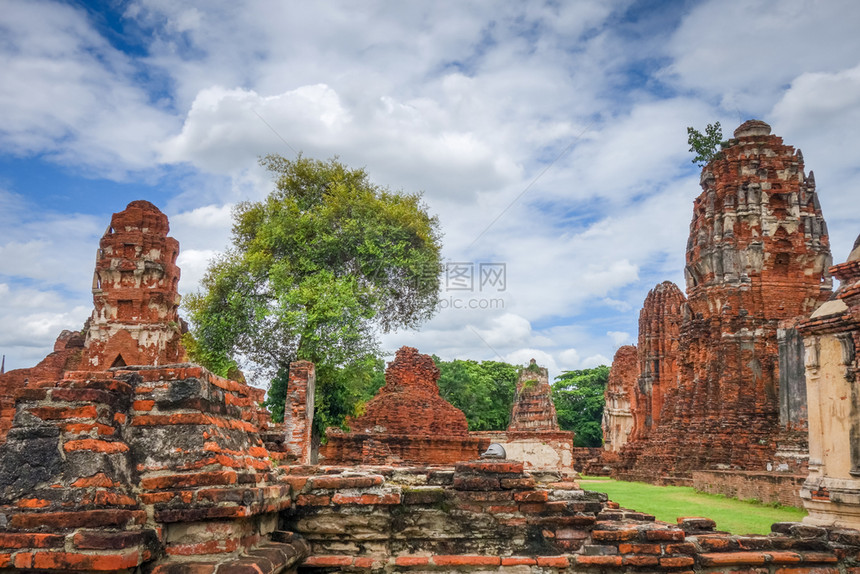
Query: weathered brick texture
616 121 833 481
281 462 860 573
634 281 685 439
602 346 637 452
284 361 315 465
320 346 485 465
83 200 185 369
798 234 860 529
509 360 558 431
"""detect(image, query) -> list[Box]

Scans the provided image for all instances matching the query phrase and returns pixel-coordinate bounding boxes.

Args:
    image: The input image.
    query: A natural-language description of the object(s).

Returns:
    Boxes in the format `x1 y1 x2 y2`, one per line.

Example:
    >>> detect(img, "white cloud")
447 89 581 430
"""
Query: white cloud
2 0 859 383
664 0 860 113
769 64 860 259
0 0 177 177
581 353 611 369
607 331 632 346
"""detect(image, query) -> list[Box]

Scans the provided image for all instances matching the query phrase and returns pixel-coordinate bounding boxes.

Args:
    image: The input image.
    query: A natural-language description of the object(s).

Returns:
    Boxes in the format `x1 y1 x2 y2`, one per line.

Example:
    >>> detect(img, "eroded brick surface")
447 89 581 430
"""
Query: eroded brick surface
320 347 486 465
602 346 638 452
509 360 558 432
614 121 833 481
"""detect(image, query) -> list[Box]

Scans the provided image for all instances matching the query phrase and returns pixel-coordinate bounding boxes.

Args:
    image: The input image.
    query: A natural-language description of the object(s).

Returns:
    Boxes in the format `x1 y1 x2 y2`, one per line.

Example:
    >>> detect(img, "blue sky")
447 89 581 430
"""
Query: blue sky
2 0 859 381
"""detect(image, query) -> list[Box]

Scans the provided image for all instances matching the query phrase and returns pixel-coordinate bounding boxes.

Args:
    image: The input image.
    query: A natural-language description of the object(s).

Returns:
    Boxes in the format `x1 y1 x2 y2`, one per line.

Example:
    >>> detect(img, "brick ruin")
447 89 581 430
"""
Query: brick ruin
319 346 487 466
633 282 686 442
612 121 833 487
83 200 185 369
611 281 686 480
0 202 307 572
475 360 576 477
797 234 860 529
0 198 857 573
0 201 186 444
602 345 638 453
509 360 560 431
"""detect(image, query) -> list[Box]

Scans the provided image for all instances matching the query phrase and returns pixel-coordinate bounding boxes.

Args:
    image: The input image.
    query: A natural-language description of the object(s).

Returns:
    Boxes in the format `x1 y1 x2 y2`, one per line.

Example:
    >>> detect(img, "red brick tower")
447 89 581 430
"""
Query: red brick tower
602 346 638 452
508 359 559 432
633 281 685 439
82 200 185 368
629 120 832 477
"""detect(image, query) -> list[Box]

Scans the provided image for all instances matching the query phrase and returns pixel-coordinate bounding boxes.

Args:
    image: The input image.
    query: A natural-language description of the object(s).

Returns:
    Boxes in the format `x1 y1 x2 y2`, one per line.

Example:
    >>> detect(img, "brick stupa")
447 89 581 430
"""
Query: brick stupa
83 200 184 368
0 201 301 572
320 346 485 465
618 120 833 479
0 201 186 443
508 359 558 432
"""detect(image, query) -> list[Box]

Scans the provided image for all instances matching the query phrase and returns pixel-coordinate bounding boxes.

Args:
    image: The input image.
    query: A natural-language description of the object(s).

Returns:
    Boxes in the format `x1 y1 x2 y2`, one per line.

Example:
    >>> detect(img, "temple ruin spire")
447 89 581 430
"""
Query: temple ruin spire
618 120 833 480
82 200 185 368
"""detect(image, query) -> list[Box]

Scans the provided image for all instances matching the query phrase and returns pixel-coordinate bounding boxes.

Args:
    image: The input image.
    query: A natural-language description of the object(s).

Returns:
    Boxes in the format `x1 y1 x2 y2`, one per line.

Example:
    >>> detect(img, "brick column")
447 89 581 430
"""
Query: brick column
284 361 316 464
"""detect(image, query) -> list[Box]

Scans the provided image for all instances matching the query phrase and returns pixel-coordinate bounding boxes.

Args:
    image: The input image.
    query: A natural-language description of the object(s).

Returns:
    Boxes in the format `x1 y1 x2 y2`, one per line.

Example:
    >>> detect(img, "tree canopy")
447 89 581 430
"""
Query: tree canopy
434 357 518 431
185 155 443 433
686 122 723 167
552 365 610 447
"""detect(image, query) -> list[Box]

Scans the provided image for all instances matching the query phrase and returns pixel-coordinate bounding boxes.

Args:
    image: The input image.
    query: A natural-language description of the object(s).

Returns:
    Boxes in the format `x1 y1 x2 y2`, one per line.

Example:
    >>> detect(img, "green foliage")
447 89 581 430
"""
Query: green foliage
521 378 538 390
578 478 807 534
525 362 542 374
185 155 443 431
312 357 385 435
686 121 723 167
552 365 610 447
264 367 289 423
434 357 518 431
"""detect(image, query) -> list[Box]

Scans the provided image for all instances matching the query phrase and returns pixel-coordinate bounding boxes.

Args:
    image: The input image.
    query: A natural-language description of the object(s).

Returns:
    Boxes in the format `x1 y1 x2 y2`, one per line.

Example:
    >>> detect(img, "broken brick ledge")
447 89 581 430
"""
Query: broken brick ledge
147 534 308 574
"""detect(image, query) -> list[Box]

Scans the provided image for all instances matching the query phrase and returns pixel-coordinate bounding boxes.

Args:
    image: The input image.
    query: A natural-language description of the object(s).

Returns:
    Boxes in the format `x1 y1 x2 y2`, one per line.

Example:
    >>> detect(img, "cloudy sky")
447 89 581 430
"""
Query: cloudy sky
2 0 859 382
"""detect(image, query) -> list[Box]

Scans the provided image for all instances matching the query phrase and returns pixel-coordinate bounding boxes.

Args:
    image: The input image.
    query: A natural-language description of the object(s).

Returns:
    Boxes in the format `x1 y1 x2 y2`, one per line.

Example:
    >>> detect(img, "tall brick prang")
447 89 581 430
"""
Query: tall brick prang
612 282 684 477
620 121 833 479
83 200 185 369
634 282 684 439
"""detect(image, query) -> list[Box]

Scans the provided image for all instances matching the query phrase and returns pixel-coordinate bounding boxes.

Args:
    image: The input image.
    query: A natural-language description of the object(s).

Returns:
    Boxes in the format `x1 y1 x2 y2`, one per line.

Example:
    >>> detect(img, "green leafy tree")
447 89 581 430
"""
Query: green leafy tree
185 155 443 436
552 365 610 447
687 121 723 167
434 357 518 430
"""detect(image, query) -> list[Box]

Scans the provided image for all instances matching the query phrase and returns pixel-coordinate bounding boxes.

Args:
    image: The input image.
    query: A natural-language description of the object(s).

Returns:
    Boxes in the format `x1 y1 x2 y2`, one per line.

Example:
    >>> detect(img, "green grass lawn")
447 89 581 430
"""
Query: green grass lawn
579 477 807 535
